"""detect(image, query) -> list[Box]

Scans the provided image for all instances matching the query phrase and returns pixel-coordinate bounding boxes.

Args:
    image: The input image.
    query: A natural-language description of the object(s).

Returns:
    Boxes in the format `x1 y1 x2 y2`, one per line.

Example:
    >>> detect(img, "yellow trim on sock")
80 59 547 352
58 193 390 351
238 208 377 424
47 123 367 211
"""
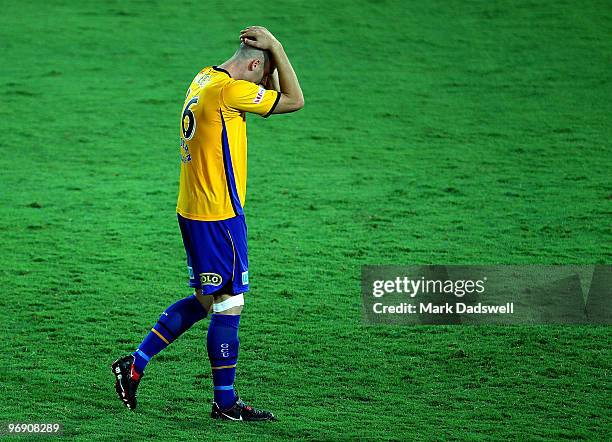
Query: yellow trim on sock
151 327 170 344
211 364 237 370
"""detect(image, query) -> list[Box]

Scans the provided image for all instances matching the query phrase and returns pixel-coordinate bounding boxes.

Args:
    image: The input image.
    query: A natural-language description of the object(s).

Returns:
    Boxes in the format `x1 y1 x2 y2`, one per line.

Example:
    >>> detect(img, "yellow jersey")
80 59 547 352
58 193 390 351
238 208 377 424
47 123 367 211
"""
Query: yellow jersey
176 66 280 221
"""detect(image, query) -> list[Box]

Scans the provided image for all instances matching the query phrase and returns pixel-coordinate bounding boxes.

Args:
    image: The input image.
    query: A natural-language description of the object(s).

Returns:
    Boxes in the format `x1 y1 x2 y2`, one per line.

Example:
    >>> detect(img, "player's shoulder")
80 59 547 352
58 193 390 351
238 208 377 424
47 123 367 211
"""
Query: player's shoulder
192 66 223 82
223 78 258 91
190 66 234 88
221 78 260 102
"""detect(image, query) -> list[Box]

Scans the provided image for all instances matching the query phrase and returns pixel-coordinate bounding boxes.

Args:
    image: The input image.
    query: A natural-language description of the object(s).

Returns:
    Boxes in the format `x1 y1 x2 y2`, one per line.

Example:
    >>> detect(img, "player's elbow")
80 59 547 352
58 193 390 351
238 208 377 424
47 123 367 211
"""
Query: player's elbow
273 94 304 114
289 95 304 111
287 92 304 111
295 96 305 110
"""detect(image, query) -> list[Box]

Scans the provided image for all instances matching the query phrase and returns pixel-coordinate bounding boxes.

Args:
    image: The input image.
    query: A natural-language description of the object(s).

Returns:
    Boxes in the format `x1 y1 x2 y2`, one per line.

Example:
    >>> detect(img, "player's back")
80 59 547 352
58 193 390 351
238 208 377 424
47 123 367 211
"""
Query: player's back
177 66 239 222
177 65 280 222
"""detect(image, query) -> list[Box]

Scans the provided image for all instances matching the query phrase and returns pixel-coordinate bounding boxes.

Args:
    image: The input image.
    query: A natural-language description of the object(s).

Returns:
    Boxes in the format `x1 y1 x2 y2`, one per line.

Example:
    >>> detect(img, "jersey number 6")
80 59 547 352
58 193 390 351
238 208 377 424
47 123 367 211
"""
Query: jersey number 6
182 97 199 140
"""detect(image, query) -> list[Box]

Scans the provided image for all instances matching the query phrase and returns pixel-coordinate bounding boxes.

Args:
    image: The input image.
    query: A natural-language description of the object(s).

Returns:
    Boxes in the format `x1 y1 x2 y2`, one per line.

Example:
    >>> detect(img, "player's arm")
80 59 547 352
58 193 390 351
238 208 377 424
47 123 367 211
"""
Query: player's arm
262 68 280 92
222 79 282 118
240 26 304 114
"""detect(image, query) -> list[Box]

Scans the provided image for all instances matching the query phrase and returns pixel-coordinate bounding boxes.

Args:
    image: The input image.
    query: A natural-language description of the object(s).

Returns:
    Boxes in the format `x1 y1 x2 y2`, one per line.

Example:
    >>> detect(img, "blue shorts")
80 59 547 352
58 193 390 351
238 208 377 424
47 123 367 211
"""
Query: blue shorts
177 213 249 295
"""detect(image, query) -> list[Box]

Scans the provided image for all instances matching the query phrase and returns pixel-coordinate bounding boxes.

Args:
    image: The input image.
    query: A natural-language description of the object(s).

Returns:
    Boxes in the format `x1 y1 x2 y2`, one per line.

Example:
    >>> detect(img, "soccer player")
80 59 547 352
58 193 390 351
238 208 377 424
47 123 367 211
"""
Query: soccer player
112 26 304 421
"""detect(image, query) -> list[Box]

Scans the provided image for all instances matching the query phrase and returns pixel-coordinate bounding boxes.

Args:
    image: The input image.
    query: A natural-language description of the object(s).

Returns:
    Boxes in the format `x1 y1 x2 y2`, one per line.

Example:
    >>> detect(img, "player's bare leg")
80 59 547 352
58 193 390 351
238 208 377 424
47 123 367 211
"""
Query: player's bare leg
207 293 275 421
194 288 214 314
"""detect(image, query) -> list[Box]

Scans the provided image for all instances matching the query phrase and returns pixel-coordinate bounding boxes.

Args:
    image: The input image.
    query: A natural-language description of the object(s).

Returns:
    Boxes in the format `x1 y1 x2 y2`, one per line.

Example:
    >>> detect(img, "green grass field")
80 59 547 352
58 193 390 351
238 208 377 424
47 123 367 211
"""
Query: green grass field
1 0 610 440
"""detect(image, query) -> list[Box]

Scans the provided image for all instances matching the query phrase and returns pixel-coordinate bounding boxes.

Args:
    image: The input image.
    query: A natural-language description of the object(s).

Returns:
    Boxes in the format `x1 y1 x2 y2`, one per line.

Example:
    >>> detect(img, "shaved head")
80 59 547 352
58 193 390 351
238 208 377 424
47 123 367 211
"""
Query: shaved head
233 42 270 66
219 42 274 84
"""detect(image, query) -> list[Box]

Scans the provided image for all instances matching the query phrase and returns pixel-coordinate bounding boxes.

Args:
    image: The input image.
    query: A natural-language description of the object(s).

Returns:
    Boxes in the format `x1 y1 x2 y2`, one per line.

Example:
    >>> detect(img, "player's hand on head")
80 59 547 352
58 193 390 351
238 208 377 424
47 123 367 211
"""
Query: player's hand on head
240 26 279 50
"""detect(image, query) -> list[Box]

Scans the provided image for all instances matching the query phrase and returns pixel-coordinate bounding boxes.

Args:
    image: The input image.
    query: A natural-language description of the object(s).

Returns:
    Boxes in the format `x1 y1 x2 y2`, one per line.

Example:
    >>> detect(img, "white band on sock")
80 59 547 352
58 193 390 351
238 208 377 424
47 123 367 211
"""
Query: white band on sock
213 294 245 313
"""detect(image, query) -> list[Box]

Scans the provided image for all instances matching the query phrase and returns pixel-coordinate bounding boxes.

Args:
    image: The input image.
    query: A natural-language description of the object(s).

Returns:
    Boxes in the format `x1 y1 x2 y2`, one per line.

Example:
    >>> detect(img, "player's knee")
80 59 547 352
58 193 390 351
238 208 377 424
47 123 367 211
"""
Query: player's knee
212 293 244 315
156 293 208 339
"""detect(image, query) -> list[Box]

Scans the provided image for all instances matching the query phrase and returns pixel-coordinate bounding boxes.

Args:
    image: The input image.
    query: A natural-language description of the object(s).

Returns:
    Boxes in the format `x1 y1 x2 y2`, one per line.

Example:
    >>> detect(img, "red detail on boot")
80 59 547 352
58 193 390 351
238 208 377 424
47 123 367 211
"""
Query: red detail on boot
130 364 141 381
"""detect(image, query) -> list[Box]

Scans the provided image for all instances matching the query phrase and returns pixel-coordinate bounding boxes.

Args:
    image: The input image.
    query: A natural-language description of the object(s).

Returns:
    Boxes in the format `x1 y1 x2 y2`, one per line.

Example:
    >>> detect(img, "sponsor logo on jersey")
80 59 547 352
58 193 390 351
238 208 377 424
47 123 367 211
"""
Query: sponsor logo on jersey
241 271 249 285
196 73 211 87
201 272 223 287
253 86 265 104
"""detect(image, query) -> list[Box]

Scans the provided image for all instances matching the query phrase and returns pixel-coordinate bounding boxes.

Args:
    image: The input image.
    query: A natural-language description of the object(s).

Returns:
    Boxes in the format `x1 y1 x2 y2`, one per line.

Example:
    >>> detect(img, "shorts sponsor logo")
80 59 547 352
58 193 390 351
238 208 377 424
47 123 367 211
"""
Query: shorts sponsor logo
187 266 194 280
253 86 265 104
201 272 223 287
241 271 249 285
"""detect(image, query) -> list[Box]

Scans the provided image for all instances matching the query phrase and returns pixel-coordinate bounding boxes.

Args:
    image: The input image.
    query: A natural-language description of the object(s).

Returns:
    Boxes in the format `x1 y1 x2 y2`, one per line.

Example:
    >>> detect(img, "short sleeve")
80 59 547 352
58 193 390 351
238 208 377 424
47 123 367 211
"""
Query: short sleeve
222 80 280 117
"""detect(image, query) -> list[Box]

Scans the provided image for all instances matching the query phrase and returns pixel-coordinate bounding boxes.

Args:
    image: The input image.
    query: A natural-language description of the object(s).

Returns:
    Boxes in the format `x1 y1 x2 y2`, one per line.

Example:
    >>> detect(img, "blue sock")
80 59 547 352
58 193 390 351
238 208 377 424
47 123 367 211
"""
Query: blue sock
132 294 207 377
207 313 240 410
